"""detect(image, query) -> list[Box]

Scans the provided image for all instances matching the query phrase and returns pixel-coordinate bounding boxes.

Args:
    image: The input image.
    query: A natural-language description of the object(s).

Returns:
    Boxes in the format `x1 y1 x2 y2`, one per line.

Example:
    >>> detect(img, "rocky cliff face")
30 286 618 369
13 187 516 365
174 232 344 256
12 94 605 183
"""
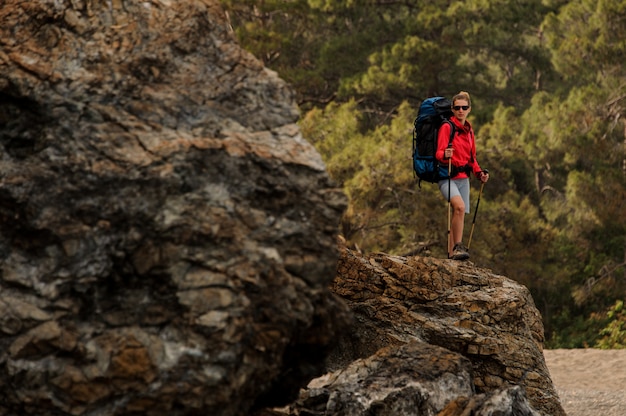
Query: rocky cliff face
0 1 349 415
0 1 564 416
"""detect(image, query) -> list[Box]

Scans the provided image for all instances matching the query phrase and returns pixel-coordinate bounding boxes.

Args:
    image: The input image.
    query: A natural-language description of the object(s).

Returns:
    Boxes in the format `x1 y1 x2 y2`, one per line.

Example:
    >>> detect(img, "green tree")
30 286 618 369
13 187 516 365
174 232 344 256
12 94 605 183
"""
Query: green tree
596 300 626 349
222 0 626 347
510 0 626 344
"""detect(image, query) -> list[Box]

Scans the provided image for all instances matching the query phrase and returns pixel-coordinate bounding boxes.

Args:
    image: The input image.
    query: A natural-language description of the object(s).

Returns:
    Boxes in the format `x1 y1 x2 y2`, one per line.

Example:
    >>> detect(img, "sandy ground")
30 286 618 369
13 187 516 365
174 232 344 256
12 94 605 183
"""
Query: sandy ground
543 348 626 416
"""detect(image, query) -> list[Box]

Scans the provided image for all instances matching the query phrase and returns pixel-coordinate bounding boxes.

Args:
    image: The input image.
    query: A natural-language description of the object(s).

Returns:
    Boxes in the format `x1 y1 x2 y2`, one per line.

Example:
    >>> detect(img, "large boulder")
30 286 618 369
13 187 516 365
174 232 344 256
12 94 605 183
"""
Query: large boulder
0 1 349 415
275 248 565 416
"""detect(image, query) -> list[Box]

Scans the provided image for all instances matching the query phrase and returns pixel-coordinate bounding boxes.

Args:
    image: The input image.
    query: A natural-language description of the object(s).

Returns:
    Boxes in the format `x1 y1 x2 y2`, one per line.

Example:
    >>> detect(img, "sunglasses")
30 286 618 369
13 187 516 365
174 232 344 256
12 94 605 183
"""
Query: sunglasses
453 105 470 111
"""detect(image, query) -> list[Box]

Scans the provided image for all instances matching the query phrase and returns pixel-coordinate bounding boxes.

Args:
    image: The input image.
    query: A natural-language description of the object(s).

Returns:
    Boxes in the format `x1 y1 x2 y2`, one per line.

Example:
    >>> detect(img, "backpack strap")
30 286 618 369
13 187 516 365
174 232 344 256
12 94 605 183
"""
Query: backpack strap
436 120 456 180
446 120 456 147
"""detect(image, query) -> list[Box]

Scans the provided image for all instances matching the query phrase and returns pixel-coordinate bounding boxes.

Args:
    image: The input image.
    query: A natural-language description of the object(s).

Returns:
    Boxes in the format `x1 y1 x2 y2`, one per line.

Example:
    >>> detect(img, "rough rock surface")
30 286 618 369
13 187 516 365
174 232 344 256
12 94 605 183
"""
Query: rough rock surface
0 1 349 415
290 341 542 416
280 248 565 416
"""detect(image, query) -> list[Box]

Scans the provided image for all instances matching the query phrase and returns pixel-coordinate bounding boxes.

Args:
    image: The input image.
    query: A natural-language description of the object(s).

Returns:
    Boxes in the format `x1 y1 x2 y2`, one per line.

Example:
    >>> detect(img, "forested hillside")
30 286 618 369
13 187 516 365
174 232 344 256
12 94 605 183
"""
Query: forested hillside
220 0 626 348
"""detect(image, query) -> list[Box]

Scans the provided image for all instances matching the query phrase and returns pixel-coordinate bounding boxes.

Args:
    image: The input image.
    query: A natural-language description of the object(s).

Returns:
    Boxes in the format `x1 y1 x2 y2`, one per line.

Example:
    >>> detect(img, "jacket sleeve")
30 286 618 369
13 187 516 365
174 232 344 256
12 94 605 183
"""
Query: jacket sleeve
435 122 452 164
469 130 483 176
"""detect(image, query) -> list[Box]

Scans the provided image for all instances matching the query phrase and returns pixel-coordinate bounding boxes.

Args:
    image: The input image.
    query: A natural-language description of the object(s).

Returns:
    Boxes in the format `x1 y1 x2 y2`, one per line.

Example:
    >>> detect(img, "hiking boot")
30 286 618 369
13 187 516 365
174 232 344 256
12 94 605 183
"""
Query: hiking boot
451 243 469 260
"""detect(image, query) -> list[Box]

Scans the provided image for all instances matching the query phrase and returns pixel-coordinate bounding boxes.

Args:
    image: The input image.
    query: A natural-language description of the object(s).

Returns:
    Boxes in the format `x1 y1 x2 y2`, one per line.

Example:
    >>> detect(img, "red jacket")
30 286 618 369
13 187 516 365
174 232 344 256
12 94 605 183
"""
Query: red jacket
435 116 482 179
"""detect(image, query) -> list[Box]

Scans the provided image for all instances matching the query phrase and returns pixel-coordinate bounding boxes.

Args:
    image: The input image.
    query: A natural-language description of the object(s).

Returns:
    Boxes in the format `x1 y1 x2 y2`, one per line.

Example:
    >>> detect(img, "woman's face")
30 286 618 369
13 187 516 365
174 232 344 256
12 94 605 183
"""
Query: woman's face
452 99 471 123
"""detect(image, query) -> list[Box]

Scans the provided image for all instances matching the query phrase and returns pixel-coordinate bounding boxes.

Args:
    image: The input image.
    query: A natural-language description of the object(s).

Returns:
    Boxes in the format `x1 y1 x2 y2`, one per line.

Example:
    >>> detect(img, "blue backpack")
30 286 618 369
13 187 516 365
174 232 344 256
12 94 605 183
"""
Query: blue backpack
412 97 456 185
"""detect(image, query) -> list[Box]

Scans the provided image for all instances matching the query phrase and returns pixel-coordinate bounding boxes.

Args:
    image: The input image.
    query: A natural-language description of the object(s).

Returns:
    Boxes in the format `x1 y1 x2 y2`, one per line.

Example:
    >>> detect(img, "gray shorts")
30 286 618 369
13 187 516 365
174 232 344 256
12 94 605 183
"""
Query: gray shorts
438 178 470 214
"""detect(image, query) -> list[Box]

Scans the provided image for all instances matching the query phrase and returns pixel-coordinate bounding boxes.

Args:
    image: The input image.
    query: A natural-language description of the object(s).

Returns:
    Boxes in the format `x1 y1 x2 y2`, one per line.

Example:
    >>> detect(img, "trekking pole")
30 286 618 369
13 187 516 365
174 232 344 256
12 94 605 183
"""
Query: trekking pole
447 156 452 258
467 169 489 250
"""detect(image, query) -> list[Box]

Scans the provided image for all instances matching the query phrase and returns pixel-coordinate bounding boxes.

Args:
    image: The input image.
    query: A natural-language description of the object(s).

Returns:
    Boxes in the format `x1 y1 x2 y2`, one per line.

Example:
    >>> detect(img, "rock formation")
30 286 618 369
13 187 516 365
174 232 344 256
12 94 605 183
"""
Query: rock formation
0 1 349 415
0 1 565 416
269 247 565 416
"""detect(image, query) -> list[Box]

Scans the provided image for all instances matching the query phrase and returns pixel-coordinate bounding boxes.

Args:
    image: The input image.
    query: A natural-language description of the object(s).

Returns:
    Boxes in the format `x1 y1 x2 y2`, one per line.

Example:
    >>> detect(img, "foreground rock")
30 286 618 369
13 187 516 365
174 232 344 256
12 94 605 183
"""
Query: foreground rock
293 342 541 416
0 1 348 415
263 248 565 416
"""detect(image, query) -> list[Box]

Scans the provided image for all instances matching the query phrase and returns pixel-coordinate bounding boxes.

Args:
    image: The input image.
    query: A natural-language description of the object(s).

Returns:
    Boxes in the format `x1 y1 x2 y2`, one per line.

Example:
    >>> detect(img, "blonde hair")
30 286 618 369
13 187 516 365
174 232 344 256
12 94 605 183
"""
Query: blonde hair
452 91 471 107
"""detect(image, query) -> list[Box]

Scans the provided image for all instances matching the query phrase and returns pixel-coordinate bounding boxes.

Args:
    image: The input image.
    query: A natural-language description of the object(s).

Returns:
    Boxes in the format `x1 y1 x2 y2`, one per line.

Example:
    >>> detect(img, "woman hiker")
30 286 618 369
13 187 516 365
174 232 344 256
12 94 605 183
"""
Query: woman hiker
436 91 489 260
